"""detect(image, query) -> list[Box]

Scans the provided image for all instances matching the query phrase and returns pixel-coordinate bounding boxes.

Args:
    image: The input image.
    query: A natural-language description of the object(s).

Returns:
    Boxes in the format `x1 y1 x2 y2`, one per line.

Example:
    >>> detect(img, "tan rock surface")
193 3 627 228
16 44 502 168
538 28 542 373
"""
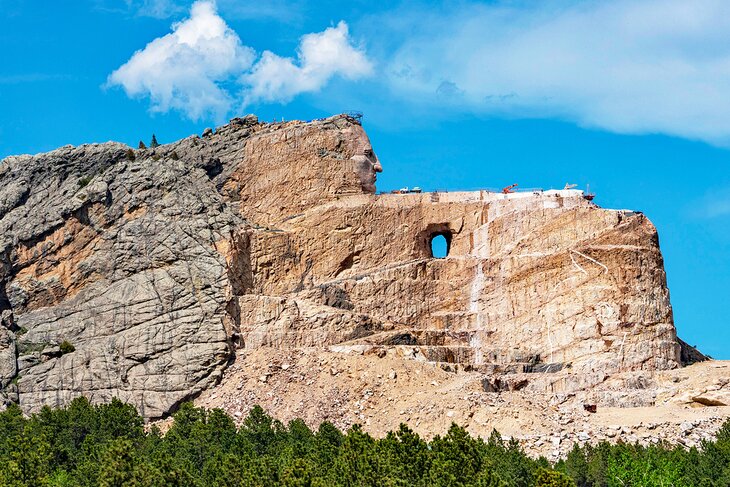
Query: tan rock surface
196 348 730 459
0 113 719 434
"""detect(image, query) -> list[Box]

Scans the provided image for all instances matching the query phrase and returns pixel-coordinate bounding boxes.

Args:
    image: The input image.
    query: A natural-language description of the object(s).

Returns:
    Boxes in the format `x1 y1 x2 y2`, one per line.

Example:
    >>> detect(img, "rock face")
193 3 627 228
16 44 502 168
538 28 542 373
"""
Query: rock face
0 114 683 418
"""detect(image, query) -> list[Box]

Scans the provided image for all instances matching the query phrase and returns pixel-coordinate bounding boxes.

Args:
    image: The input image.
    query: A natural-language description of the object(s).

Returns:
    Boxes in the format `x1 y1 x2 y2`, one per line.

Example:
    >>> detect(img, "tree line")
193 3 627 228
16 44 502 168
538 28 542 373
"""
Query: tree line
0 397 728 486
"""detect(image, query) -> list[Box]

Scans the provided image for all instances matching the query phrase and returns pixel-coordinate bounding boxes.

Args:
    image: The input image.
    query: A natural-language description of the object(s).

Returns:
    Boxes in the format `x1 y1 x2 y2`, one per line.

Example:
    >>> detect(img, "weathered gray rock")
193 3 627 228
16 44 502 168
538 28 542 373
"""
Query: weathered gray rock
0 138 240 418
0 328 16 388
0 113 687 420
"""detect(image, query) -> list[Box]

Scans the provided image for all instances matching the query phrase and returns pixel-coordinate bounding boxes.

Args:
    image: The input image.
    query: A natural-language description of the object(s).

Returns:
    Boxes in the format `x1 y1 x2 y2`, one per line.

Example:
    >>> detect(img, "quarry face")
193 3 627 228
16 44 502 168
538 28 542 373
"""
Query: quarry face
0 114 725 453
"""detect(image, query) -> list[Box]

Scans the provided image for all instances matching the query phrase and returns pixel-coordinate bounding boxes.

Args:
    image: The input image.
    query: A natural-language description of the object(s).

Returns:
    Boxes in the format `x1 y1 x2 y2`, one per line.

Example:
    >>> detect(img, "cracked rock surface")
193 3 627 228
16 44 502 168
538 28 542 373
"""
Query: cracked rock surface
0 114 702 421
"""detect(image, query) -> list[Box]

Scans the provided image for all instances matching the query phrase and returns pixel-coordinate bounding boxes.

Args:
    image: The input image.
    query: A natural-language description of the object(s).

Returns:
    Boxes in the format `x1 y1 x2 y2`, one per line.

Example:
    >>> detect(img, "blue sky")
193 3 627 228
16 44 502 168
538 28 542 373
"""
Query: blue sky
1 0 729 358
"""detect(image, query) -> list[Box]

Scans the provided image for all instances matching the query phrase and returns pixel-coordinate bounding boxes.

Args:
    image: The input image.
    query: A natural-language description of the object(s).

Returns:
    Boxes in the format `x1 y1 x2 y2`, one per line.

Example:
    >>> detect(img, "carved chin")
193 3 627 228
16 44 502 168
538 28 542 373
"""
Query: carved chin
362 179 376 193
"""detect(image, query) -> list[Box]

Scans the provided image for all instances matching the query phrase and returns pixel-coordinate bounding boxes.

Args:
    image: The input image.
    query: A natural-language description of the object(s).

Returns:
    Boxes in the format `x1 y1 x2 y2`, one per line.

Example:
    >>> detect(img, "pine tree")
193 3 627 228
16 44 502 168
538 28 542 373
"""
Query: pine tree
150 134 160 148
138 140 146 149
535 468 576 487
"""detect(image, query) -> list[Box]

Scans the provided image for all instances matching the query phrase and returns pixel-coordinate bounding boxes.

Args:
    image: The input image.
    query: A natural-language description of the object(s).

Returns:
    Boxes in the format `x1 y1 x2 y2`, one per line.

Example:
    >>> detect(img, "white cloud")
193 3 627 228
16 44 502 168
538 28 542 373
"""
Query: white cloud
107 0 255 121
242 21 372 106
107 2 371 121
384 0 730 146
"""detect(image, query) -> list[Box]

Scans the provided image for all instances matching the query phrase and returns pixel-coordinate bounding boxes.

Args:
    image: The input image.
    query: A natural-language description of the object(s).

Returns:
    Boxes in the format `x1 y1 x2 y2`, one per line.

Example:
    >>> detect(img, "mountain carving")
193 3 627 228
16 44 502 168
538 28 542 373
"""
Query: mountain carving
0 114 695 422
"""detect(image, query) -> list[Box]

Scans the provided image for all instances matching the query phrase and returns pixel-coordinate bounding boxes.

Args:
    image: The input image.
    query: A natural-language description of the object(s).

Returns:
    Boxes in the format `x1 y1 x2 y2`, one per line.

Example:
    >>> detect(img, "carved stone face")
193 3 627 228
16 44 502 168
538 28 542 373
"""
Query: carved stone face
351 141 382 194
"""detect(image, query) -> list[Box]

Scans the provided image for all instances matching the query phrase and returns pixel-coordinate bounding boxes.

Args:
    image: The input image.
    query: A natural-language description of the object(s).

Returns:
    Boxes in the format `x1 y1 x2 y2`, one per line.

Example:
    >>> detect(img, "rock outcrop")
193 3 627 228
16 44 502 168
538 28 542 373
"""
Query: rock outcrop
195 348 730 460
0 114 684 418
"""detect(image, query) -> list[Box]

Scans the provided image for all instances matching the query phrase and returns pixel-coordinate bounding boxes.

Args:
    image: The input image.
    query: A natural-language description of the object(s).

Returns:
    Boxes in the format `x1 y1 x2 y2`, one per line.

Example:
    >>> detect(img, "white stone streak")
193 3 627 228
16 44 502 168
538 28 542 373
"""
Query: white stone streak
468 222 488 365
619 331 629 368
570 249 609 275
570 251 589 276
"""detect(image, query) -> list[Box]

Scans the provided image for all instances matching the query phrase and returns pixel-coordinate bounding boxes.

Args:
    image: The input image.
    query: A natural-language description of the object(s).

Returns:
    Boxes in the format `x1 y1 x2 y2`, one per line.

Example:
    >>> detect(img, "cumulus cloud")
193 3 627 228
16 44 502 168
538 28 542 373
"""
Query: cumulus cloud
107 0 253 120
242 22 373 105
107 1 371 121
384 0 730 146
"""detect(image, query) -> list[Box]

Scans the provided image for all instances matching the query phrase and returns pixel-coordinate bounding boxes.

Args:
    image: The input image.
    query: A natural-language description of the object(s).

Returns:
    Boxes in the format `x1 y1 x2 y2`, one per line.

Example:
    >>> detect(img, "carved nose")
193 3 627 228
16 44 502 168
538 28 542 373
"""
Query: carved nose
373 161 383 173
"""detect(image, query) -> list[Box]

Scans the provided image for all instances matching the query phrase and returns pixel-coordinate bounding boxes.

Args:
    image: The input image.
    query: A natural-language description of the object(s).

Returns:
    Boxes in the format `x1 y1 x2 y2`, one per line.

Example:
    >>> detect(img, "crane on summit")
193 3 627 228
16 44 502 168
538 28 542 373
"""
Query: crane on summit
502 184 518 194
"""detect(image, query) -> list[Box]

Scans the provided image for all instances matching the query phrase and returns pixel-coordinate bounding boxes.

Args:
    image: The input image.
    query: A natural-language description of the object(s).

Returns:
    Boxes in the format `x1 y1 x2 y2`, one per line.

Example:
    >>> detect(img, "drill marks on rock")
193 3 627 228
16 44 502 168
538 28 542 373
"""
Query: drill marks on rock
524 246 613 367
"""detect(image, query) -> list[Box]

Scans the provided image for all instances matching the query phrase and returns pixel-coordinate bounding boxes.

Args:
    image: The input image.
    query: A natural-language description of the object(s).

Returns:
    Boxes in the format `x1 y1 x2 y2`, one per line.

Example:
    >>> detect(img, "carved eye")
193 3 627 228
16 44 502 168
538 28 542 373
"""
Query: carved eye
364 149 373 157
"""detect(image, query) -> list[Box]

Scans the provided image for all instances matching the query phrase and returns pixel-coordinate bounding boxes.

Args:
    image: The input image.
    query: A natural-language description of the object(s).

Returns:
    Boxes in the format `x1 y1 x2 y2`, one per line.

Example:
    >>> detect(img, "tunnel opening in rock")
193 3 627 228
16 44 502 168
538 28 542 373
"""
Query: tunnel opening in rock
430 233 450 258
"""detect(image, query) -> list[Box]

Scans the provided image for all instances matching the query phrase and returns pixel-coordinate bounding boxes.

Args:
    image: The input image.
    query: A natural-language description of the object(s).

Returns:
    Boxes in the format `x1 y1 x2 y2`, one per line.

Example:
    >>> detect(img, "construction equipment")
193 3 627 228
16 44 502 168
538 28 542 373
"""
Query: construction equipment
584 184 596 201
390 187 423 194
564 183 577 190
502 184 518 194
